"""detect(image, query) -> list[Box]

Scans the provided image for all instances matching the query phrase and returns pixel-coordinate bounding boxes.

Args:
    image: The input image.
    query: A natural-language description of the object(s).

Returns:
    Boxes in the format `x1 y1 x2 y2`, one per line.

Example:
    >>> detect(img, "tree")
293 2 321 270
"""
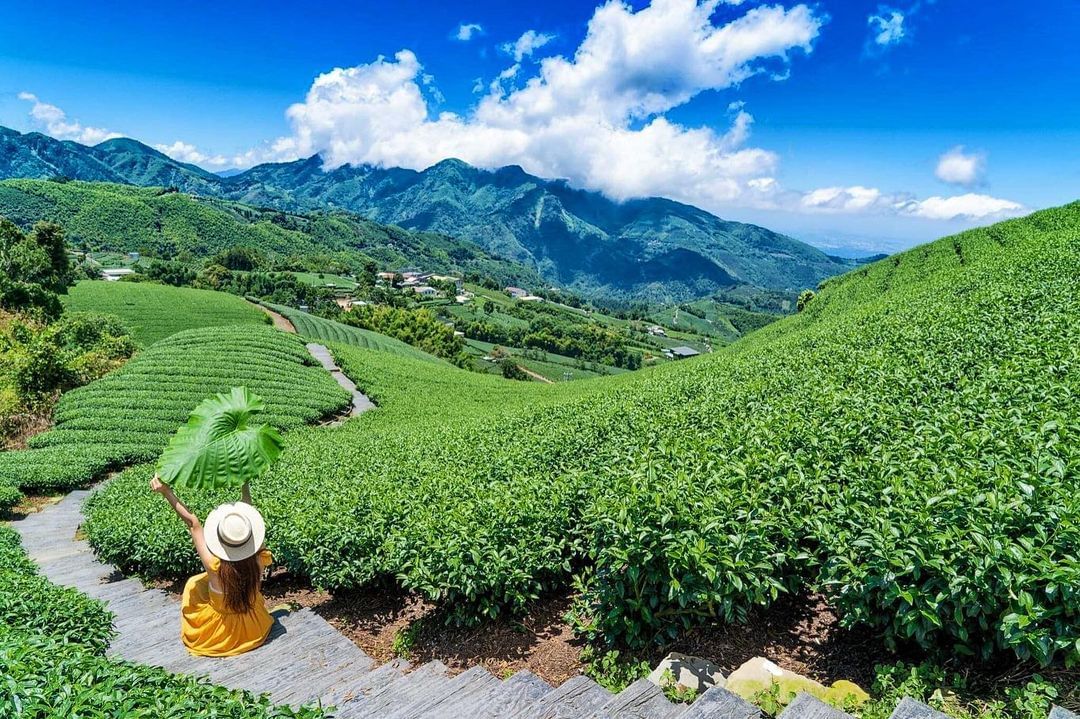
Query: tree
797 289 815 312
499 358 529 381
0 218 72 319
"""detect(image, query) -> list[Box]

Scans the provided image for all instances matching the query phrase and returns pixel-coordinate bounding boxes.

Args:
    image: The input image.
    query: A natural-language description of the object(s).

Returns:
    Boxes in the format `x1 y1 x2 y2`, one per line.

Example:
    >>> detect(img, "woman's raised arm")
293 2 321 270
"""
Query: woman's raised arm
150 475 215 573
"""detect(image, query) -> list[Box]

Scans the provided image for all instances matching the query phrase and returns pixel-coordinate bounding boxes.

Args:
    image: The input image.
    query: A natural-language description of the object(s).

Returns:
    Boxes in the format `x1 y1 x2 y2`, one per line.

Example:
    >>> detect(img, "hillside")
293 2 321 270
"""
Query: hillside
63 281 269 346
0 178 544 287
0 126 859 302
79 202 1080 674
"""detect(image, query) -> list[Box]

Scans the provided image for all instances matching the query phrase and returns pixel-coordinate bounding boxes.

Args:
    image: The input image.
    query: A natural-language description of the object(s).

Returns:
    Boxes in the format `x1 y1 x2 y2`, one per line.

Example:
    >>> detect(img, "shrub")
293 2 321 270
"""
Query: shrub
0 526 114 652
0 325 349 492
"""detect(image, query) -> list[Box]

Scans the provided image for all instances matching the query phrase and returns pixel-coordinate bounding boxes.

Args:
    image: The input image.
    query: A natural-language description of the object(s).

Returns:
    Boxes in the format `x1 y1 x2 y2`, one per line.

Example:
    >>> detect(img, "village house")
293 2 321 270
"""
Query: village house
101 268 136 281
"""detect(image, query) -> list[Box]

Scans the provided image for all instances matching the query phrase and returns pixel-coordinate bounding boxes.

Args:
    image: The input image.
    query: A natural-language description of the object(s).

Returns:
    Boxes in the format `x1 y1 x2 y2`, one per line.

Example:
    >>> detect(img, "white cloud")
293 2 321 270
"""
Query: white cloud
502 30 555 62
935 145 986 187
18 92 122 144
455 23 483 41
154 140 229 168
279 0 822 207
783 184 1022 221
868 8 905 46
899 193 1023 220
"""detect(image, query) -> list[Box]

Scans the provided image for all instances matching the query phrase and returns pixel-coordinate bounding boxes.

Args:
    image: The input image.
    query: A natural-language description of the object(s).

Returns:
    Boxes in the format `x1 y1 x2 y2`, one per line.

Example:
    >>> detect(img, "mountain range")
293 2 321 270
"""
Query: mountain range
0 125 860 301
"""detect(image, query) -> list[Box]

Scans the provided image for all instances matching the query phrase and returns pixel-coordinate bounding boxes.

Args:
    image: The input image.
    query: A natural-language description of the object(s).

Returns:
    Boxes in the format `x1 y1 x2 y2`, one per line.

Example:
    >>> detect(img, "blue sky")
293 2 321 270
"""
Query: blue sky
1 0 1077 253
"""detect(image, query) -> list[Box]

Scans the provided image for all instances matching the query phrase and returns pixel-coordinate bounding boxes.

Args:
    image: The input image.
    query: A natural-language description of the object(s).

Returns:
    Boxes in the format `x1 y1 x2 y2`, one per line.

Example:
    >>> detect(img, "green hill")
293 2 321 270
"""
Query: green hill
260 301 446 364
63 281 268 346
0 178 544 288
0 127 859 302
0 325 349 503
83 203 1080 666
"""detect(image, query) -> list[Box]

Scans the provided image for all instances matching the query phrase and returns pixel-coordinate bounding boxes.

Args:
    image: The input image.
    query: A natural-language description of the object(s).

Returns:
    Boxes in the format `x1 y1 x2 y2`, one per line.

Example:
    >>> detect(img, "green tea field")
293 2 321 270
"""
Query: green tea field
63 281 268 346
82 202 1080 671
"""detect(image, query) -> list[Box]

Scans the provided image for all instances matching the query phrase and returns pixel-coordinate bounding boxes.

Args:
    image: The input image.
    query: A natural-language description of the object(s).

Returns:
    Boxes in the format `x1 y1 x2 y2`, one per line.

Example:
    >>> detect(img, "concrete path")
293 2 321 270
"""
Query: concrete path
306 342 376 416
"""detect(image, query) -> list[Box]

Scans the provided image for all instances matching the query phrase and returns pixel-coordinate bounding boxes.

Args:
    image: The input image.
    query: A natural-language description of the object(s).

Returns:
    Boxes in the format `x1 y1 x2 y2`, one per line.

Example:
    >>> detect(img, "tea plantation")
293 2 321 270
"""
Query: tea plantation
0 325 349 508
63 280 269 346
80 203 1080 667
260 301 446 364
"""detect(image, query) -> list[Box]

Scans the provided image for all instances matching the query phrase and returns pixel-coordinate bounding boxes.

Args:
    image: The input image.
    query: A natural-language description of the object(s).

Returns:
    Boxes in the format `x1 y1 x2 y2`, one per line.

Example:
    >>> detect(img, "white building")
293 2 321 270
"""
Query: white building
101 268 136 281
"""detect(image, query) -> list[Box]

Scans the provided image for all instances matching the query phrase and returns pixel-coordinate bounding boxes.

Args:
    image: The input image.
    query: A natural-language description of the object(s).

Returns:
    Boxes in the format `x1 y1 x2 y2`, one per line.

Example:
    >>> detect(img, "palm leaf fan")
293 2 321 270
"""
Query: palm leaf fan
157 386 284 491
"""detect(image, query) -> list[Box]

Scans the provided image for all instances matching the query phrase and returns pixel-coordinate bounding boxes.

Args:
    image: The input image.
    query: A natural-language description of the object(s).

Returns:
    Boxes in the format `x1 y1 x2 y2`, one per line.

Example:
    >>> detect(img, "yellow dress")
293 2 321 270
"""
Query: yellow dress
181 549 273 657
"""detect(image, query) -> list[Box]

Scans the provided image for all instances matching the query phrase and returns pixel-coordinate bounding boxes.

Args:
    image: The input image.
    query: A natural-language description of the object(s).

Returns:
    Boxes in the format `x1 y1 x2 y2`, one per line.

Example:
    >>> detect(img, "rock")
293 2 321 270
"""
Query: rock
725 657 868 709
646 652 726 693
1049 707 1079 719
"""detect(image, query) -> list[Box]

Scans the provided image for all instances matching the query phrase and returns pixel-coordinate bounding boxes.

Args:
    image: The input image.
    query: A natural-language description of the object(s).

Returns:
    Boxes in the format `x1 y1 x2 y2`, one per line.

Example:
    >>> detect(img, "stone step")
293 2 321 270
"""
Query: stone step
474 670 554 719
778 693 853 719
887 696 949 719
509 675 613 719
391 664 501 719
592 678 681 719
673 686 762 719
323 658 411 712
334 661 450 719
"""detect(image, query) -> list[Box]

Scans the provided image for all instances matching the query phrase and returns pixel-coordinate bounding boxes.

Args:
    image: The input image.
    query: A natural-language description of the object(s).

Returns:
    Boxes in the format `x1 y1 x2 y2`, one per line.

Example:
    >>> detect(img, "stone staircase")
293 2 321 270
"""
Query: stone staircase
10 490 1078 719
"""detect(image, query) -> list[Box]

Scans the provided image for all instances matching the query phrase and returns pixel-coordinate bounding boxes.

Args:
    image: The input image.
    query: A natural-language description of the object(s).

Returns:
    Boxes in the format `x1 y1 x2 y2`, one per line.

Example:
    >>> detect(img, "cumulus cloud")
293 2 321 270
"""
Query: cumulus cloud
786 185 1022 221
18 92 121 144
154 140 229 168
935 146 986 187
15 2 1025 226
899 193 1022 220
868 8 905 46
502 30 555 62
454 23 483 41
278 0 822 205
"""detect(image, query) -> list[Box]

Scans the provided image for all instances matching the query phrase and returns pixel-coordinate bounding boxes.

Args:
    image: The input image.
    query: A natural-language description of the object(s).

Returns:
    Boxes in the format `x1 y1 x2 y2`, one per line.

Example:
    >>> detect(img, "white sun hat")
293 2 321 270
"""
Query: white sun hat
203 502 265 562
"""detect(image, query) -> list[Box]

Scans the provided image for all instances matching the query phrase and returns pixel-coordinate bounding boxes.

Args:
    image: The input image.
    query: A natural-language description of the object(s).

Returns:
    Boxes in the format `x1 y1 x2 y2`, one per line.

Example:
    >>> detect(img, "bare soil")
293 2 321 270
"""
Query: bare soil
252 302 296 333
253 572 892 688
1 403 54 451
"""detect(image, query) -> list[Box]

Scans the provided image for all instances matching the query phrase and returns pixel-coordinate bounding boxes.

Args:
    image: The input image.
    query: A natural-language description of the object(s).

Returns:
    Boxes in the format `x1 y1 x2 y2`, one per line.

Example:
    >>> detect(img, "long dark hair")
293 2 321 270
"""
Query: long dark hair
218 554 262 614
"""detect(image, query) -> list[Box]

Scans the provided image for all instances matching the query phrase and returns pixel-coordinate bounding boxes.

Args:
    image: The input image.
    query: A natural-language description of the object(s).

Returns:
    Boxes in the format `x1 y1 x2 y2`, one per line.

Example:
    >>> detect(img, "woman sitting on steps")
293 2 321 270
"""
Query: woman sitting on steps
150 475 274 657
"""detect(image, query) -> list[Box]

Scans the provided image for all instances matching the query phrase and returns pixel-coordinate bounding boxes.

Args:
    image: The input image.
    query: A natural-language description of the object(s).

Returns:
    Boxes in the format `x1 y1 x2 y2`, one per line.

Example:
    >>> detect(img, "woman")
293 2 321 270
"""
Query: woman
150 475 274 657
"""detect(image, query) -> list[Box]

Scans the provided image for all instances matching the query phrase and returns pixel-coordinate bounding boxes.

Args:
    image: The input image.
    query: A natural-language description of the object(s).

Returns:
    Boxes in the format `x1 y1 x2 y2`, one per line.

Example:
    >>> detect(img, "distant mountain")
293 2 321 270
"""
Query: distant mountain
0 126 860 301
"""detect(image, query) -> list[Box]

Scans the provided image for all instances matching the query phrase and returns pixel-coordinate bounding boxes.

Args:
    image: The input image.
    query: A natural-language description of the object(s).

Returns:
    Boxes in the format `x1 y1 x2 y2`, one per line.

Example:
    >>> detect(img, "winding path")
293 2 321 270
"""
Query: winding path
251 300 374 416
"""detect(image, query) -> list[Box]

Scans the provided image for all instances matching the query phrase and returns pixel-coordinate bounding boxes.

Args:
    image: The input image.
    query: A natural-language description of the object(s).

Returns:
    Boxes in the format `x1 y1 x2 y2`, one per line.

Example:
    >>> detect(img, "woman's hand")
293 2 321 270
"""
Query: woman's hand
150 475 168 494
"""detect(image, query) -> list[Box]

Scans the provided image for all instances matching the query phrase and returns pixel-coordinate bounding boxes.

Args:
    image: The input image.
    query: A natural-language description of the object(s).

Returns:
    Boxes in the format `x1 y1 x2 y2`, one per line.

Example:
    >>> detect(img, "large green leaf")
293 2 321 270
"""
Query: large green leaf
157 387 284 491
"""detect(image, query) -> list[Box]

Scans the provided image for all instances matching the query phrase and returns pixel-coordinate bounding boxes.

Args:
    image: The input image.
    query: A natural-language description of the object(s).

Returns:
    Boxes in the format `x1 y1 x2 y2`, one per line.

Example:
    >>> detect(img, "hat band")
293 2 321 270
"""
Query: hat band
219 529 251 547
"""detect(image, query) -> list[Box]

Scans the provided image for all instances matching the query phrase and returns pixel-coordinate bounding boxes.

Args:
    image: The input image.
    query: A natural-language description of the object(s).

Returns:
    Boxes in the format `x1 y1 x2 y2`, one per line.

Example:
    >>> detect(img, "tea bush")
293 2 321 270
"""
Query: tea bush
0 324 349 496
63 279 268 346
0 525 114 651
85 204 1080 665
0 525 325 718
261 301 445 364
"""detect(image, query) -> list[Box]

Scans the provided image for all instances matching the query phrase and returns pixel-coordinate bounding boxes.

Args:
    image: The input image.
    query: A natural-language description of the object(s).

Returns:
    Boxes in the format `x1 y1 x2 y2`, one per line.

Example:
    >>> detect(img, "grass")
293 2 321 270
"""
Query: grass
288 271 360 290
63 280 268 346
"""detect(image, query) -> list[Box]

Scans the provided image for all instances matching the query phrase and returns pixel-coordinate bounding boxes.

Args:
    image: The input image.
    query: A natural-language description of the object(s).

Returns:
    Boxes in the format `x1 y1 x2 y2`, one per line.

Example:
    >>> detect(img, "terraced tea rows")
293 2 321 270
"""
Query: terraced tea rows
85 203 1080 667
64 280 269 346
0 325 349 506
262 302 445 364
